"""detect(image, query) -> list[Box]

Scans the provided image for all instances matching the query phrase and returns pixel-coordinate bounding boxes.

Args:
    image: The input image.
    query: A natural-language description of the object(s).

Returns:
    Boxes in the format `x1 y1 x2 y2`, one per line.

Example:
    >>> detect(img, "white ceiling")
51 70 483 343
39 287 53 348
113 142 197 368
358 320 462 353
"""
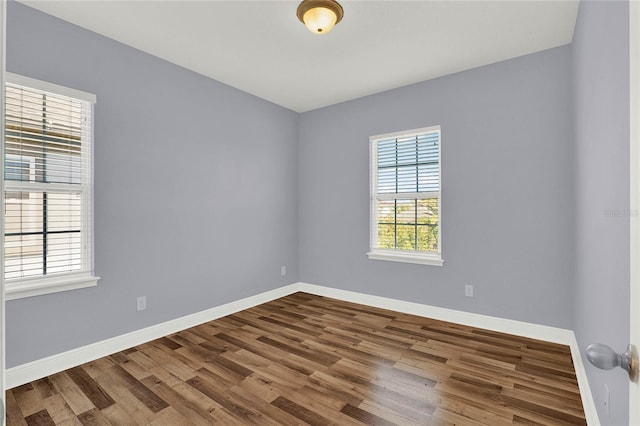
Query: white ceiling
17 0 579 112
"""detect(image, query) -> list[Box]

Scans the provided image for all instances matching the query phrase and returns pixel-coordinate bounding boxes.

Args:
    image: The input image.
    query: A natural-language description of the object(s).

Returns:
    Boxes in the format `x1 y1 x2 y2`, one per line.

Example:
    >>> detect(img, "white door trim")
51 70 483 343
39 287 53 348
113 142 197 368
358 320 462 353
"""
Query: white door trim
0 0 7 424
629 1 639 424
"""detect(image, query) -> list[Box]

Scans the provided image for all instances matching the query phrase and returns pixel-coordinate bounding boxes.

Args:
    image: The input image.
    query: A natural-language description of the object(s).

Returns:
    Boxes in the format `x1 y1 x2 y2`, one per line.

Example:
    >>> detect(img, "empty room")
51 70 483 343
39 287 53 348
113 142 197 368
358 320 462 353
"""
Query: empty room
0 0 638 425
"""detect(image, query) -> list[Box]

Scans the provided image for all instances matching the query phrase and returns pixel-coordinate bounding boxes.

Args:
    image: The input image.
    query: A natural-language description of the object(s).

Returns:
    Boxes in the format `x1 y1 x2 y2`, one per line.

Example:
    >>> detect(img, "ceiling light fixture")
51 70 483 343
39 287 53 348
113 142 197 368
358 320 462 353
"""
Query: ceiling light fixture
296 0 344 35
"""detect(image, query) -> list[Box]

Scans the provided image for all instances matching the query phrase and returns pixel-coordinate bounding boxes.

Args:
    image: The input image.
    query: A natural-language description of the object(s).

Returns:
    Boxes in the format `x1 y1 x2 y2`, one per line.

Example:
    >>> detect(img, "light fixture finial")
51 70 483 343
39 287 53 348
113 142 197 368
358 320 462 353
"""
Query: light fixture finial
296 0 344 35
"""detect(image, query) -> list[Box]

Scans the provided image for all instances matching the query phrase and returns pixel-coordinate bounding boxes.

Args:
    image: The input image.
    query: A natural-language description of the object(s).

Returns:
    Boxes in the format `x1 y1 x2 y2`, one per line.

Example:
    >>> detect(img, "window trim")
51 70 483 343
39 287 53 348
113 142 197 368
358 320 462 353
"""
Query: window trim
4 73 100 299
367 125 444 266
5 273 98 301
6 72 96 104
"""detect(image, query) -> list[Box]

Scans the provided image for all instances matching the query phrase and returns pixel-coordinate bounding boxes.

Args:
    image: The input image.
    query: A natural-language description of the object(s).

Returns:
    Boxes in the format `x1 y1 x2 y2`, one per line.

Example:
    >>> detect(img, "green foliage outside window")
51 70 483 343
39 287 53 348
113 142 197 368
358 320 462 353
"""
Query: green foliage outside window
377 198 438 252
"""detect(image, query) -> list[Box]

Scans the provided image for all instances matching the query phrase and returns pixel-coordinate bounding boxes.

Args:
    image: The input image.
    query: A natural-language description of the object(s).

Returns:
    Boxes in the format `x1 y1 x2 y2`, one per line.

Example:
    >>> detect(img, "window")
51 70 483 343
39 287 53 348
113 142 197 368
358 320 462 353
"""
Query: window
368 125 443 266
4 73 99 299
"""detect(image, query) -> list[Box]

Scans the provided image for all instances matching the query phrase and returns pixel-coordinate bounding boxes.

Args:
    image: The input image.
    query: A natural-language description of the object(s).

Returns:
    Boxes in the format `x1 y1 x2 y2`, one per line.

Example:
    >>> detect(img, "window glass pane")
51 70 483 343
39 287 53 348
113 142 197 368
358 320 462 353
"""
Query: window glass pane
377 200 395 225
418 163 439 192
377 141 398 168
396 165 418 193
377 224 395 249
3 190 84 279
5 192 44 234
5 159 32 181
417 199 438 251
417 225 438 252
378 168 397 194
395 136 419 166
377 200 396 249
395 225 416 250
5 191 45 279
417 198 438 225
5 85 83 185
395 200 415 224
47 232 82 274
377 199 439 252
47 192 82 232
376 131 440 195
5 234 44 279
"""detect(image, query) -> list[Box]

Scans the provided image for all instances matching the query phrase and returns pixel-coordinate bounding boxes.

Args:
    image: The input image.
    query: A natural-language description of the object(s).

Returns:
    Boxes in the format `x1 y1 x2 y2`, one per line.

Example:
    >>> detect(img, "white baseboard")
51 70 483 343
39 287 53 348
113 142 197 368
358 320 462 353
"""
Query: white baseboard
6 283 302 389
296 282 599 426
6 281 598 425
298 283 572 343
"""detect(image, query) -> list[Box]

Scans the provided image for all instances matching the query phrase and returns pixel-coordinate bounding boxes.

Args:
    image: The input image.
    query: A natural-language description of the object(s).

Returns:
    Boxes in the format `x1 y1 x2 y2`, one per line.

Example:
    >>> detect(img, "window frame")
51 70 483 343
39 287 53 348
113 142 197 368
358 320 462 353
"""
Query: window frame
4 72 99 300
368 125 444 266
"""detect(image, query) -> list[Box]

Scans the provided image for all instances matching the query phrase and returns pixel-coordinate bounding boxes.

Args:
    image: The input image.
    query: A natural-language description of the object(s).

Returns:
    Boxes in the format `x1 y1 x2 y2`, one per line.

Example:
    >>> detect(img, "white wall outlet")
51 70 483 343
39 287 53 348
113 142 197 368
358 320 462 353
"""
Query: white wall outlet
465 284 474 297
281 266 287 276
136 296 147 311
603 384 610 420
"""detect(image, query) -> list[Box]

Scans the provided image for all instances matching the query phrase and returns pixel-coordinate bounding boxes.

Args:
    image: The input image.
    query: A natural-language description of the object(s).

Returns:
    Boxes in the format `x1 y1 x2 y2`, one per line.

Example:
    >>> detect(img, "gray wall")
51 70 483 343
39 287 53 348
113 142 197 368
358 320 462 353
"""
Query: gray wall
298 46 576 329
5 2 299 367
5 3 634 424
573 1 630 425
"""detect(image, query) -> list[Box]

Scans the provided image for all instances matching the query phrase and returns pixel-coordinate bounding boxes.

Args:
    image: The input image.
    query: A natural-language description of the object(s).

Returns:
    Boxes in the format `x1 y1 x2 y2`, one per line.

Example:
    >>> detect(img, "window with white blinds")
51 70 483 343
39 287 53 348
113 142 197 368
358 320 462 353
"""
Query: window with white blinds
368 125 443 266
4 73 99 299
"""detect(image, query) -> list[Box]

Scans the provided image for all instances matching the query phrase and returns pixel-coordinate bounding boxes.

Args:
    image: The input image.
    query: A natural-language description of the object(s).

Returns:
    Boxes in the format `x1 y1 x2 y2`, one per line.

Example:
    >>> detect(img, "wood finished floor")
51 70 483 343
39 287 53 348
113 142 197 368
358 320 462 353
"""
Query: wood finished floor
5 292 586 425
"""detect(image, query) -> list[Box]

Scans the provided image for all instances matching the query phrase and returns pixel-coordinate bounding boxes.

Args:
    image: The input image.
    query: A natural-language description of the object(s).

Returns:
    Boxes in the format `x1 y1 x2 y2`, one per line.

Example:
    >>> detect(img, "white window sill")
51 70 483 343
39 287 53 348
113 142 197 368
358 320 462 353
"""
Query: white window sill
367 250 444 266
5 273 100 300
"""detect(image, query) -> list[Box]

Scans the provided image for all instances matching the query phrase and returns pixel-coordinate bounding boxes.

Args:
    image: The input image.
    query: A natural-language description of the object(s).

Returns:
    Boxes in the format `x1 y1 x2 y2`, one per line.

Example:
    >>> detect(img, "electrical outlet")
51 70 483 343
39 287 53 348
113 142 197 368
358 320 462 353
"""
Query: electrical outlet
465 284 474 297
604 384 610 420
281 266 287 276
137 296 147 311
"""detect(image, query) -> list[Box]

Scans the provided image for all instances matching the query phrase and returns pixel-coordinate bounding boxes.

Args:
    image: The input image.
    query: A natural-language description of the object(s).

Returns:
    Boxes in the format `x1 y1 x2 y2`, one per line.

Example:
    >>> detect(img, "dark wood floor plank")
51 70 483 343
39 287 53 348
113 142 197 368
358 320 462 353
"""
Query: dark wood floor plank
66 366 115 410
341 402 397 426
24 410 56 426
6 292 586 426
271 396 330 426
127 380 169 414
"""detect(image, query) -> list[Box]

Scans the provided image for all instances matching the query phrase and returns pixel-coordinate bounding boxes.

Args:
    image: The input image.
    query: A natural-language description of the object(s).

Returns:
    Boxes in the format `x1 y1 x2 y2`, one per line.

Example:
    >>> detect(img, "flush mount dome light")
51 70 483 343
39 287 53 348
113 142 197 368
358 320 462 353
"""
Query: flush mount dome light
296 0 344 34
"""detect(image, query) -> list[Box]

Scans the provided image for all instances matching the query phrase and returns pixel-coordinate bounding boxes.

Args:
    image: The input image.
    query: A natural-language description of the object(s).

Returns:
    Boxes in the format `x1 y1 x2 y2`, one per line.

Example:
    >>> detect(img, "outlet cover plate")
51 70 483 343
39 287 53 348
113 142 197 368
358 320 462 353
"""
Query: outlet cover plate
137 296 147 311
465 285 474 297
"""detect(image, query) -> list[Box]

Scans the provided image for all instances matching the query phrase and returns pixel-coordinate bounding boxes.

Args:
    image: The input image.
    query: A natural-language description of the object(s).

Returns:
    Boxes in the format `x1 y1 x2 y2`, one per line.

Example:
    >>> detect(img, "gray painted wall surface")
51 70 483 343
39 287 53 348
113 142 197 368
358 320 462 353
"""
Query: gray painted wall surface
5 2 299 367
298 46 575 328
572 1 630 425
5 4 634 424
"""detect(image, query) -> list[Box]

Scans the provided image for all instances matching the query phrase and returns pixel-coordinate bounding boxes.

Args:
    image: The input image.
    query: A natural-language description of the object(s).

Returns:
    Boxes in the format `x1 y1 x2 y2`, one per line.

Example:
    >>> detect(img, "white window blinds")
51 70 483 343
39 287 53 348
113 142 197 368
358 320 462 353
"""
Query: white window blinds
369 126 442 265
4 76 95 283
